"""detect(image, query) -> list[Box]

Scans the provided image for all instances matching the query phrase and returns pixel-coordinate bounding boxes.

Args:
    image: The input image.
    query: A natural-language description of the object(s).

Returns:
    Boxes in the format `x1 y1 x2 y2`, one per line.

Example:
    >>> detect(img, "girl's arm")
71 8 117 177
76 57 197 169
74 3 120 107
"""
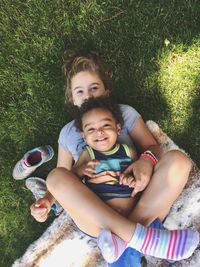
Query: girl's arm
57 145 74 169
129 117 162 158
129 146 138 161
119 146 137 190
121 117 162 196
120 144 153 196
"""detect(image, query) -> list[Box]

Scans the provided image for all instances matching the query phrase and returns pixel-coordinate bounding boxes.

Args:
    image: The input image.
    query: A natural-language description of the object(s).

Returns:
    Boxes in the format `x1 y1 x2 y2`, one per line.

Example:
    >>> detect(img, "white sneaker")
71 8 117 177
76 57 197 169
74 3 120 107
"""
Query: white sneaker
13 145 54 180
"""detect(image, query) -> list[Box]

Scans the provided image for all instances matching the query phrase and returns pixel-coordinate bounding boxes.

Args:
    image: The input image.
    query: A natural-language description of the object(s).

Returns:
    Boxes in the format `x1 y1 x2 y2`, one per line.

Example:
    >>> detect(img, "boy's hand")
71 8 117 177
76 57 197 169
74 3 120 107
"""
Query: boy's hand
30 197 51 222
88 170 119 184
82 160 100 178
72 160 100 178
121 157 154 197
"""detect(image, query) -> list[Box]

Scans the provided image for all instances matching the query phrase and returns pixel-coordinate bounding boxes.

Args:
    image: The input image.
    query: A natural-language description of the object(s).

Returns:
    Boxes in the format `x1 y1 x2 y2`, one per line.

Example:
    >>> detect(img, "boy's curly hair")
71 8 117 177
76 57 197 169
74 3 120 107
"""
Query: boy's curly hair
74 96 123 132
63 50 113 104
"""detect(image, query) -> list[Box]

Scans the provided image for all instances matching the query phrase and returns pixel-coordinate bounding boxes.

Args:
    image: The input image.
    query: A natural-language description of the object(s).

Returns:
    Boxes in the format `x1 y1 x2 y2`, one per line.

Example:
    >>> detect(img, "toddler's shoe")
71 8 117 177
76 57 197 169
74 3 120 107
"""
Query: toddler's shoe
25 177 63 216
13 145 54 180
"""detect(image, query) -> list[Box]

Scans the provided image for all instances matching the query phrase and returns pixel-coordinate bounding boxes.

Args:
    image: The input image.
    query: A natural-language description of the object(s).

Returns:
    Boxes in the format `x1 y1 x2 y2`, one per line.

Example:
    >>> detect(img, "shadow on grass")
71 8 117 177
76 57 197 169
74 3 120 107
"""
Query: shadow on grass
155 39 200 165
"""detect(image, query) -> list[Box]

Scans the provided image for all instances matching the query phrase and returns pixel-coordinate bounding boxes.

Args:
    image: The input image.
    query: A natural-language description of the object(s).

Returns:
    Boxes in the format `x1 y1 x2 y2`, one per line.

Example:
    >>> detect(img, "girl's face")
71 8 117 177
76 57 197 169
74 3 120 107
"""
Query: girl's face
71 71 109 107
82 108 121 152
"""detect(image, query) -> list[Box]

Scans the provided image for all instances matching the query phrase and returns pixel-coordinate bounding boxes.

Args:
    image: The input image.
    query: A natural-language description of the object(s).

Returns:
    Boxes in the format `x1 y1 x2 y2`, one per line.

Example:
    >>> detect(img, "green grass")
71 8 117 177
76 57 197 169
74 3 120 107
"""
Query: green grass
0 0 200 266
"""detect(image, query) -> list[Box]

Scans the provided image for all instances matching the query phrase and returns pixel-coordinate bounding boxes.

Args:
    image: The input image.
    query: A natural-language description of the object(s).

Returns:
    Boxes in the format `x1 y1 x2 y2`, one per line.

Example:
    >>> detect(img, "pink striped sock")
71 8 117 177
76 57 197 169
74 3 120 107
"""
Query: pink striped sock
97 224 199 263
128 223 199 260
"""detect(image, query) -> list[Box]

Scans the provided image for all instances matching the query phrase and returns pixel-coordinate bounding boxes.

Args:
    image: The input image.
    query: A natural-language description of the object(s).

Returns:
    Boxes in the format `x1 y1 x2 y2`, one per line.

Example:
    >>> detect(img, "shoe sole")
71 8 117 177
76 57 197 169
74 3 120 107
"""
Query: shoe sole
25 177 47 188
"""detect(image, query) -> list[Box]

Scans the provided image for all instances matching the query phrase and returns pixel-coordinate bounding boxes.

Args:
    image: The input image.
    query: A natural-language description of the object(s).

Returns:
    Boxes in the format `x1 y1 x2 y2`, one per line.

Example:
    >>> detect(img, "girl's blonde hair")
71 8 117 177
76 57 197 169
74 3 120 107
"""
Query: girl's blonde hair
63 51 113 104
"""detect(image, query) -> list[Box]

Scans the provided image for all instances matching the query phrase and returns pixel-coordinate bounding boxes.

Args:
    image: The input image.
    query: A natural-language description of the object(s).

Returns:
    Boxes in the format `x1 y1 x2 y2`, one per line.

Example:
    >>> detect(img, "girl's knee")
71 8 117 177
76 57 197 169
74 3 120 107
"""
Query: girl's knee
159 150 192 172
154 151 192 187
47 167 72 191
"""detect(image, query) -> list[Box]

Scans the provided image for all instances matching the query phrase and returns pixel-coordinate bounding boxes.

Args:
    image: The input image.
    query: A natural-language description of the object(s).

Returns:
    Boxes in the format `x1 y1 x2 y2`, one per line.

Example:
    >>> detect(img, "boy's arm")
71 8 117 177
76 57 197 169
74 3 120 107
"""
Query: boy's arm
72 149 91 177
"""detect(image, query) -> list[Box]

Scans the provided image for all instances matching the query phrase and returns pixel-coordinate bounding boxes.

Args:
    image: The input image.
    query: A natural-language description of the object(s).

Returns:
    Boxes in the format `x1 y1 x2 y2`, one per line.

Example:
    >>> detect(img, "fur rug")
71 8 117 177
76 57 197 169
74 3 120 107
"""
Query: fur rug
12 121 200 267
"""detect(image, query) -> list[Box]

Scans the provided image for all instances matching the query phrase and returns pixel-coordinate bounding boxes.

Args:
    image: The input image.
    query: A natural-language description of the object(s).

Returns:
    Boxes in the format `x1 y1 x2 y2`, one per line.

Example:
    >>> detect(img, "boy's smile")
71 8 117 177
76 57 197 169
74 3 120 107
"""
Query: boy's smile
82 108 121 152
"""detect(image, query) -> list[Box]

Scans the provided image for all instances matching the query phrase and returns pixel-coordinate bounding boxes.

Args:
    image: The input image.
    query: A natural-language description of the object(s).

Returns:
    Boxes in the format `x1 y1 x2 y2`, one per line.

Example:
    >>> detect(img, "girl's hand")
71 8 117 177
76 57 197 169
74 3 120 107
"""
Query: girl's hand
121 157 154 197
30 197 51 222
119 174 136 197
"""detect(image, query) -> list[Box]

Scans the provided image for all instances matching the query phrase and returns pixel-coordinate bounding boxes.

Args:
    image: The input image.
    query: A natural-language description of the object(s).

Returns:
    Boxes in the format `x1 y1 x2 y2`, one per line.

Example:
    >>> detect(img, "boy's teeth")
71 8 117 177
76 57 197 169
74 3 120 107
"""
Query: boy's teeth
96 138 106 142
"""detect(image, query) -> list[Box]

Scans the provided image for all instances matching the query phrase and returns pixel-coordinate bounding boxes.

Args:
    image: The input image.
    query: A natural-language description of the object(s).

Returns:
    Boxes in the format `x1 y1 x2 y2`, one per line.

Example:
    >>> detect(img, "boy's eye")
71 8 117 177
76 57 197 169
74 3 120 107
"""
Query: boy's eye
87 128 95 133
103 124 111 128
90 86 98 91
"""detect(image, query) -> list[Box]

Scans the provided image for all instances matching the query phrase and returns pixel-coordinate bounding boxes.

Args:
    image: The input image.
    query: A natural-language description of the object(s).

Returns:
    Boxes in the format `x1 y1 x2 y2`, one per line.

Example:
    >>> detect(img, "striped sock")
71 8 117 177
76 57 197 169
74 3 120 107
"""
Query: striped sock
97 224 199 263
129 224 199 260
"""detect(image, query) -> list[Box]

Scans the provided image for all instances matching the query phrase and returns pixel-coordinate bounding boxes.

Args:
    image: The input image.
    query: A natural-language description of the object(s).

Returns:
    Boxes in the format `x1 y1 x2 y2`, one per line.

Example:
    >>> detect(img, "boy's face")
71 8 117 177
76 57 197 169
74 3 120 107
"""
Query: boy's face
71 71 109 107
82 108 121 152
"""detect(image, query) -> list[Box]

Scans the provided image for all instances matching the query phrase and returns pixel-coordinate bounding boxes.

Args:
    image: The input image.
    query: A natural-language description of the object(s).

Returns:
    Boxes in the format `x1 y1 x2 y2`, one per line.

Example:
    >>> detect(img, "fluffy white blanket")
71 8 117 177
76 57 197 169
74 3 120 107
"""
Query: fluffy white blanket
12 121 200 267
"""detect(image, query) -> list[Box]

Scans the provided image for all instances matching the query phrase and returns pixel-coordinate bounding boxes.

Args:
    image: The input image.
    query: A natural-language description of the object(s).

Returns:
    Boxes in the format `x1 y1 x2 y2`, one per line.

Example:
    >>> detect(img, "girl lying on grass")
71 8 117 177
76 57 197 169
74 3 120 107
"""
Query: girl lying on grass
28 51 198 265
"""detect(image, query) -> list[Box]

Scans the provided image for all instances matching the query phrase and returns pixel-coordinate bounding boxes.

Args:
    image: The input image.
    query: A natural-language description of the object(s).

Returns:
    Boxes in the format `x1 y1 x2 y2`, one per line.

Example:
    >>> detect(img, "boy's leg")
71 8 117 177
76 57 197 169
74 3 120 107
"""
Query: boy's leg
128 150 191 225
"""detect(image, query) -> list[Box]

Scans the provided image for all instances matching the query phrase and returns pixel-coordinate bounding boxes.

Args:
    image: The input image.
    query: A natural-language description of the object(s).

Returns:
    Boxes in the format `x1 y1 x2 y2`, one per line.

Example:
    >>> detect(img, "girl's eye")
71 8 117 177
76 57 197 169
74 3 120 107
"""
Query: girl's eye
76 90 83 95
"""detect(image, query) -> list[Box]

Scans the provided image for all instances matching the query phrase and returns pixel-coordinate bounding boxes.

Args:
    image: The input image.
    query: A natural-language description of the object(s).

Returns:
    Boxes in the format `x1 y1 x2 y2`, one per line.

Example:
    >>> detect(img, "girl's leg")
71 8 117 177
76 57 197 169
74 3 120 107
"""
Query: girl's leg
47 167 135 240
129 150 192 225
47 166 198 263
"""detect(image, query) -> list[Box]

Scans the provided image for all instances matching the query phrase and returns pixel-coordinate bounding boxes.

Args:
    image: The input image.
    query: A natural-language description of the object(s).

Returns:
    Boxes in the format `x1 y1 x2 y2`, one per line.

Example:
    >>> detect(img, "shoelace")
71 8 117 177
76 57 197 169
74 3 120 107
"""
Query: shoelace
18 160 29 173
